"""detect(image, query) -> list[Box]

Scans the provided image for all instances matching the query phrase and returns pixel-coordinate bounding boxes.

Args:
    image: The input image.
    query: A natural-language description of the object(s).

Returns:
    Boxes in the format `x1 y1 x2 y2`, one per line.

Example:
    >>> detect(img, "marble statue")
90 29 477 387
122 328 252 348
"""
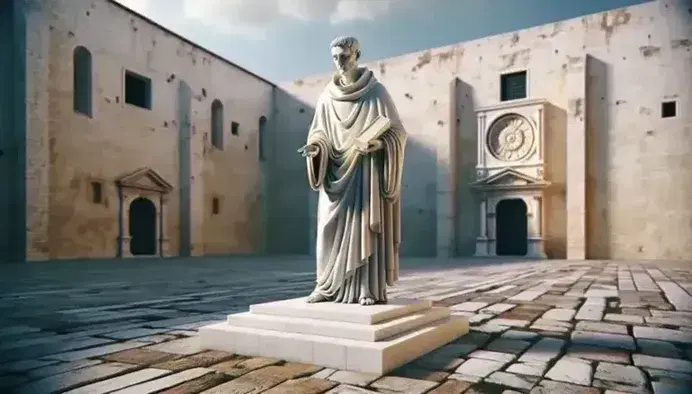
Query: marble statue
298 36 407 306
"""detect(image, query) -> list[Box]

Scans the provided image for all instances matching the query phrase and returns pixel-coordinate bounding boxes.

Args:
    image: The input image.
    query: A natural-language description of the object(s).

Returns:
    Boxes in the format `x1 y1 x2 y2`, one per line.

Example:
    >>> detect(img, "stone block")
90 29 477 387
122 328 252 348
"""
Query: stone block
199 297 469 374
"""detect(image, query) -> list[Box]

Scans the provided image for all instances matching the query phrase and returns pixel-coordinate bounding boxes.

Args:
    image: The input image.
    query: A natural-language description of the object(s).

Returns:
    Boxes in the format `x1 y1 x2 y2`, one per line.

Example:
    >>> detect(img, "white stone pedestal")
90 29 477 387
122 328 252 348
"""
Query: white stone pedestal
199 297 469 375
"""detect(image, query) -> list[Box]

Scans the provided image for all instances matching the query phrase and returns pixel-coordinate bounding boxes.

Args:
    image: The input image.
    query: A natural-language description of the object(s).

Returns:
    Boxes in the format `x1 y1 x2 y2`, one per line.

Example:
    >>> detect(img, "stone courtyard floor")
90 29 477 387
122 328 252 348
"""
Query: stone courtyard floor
1 257 692 394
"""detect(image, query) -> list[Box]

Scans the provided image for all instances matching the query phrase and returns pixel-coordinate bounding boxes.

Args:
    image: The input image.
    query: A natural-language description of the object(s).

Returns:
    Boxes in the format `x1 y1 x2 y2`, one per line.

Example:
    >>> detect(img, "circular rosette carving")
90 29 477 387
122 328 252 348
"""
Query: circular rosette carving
487 114 535 162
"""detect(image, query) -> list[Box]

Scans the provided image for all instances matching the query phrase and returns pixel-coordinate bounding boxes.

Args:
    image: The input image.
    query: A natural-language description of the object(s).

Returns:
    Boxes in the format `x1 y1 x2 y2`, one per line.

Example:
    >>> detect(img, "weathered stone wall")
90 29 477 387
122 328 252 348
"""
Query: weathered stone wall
24 0 274 260
282 0 692 260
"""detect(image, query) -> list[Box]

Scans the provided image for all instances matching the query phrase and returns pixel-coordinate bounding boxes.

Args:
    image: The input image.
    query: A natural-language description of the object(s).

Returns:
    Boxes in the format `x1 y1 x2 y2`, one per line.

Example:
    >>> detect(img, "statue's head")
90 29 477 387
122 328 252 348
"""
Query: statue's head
330 36 361 76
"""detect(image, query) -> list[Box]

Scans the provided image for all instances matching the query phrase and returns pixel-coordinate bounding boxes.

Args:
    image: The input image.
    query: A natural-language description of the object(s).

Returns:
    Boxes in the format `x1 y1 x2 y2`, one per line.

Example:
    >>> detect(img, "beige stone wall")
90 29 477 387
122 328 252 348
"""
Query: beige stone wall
282 0 692 260
25 0 273 260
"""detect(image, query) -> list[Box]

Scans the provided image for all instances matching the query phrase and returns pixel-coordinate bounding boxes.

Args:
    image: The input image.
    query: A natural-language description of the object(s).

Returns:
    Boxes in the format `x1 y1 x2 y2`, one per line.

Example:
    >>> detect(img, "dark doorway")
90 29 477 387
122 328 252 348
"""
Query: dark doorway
129 197 157 256
496 199 528 256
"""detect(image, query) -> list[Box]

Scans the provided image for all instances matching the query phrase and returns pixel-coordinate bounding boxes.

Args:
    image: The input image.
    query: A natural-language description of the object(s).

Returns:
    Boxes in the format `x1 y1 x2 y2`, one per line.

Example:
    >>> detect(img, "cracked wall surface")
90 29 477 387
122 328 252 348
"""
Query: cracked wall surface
282 0 692 260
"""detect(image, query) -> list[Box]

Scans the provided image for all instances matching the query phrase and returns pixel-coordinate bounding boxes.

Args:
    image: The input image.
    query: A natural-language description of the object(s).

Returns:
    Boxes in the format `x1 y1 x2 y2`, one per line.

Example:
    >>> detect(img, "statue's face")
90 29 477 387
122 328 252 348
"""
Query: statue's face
331 46 358 75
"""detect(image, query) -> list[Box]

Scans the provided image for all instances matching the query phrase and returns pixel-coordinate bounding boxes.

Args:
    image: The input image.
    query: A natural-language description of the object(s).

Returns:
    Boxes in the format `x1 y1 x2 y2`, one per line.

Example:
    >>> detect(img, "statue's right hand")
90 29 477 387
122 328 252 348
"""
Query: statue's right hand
298 144 320 158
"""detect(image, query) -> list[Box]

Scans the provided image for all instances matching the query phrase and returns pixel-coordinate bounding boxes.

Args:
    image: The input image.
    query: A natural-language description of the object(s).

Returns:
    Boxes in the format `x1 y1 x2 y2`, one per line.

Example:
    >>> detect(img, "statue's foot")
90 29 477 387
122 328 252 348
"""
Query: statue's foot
359 296 376 306
306 292 329 303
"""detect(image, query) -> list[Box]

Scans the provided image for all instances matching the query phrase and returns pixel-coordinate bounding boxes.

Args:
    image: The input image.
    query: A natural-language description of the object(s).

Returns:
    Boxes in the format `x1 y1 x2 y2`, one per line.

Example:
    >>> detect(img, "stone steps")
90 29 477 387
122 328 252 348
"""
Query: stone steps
199 297 469 374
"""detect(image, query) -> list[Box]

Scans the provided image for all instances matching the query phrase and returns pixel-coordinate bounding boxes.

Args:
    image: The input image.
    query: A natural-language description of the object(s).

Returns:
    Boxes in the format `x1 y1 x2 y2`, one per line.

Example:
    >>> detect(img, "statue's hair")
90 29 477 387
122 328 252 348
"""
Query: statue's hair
329 36 361 59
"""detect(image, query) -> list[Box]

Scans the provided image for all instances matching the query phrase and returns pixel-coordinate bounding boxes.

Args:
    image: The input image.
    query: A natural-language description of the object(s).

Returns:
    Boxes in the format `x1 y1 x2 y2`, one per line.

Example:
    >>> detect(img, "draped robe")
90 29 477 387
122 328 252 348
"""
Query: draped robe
305 67 407 304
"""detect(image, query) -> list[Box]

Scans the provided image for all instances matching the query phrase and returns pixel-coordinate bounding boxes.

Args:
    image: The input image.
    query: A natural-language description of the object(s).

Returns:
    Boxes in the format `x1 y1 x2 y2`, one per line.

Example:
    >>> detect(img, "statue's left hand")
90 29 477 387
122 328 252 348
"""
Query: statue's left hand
364 139 383 153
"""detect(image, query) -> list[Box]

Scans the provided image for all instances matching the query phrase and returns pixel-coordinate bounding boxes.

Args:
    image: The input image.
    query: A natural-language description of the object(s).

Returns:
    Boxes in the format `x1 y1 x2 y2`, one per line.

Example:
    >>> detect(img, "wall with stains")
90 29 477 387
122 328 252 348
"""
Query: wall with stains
24 0 274 260
282 0 692 259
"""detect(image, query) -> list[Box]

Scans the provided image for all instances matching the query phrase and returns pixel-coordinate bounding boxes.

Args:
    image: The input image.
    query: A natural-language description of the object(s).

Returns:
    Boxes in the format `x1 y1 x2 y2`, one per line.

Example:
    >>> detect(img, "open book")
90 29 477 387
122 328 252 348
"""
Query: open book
353 116 391 151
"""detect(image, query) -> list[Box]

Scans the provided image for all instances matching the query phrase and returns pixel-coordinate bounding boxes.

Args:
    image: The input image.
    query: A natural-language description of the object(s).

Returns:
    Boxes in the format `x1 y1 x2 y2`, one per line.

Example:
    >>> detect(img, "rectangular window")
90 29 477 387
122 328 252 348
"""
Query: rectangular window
91 181 102 204
500 71 527 102
212 197 220 215
661 101 677 118
231 121 240 136
125 71 152 110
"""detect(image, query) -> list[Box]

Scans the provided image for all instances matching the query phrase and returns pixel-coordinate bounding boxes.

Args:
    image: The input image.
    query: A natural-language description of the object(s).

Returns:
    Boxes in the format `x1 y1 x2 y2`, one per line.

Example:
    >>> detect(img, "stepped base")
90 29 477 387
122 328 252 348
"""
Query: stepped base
199 297 469 375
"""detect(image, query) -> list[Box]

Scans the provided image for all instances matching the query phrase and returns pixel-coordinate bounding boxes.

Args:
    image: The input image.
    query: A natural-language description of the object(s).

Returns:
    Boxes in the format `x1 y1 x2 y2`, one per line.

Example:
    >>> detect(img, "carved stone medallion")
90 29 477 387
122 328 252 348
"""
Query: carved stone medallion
487 114 535 162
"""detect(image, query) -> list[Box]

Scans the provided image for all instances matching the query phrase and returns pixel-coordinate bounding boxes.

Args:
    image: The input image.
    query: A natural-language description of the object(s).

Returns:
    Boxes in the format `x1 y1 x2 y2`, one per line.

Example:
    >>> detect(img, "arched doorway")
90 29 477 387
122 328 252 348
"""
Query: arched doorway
129 197 157 256
496 198 528 256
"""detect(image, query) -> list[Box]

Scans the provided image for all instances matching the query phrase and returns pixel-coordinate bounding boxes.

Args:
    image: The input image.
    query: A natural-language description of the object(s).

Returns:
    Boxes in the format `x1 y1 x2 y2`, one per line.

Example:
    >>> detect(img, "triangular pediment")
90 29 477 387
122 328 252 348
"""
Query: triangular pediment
117 167 173 193
471 168 549 191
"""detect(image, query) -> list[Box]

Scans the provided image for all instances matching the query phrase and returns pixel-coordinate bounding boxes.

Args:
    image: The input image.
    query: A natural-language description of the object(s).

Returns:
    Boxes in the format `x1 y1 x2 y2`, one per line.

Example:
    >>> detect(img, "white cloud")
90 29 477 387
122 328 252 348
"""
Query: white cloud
114 0 410 38
181 0 408 37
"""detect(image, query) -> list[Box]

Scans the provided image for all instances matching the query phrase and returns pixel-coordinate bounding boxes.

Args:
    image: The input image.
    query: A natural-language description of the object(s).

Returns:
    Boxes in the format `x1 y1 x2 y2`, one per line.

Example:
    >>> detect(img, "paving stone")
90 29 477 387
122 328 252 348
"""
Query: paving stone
454 358 506 378
413 353 465 372
592 379 651 394
545 357 593 386
467 350 516 363
208 356 279 378
425 379 472 394
645 368 692 381
16 362 138 393
454 332 491 346
262 377 339 394
44 341 150 362
529 379 600 394
542 308 576 321
571 330 636 350
137 334 180 344
519 338 565 363
325 384 379 393
146 337 202 355
63 367 171 394
471 323 509 334
469 313 495 324
485 338 531 354
101 347 180 365
566 344 631 364
637 339 684 358
481 303 516 315
101 327 170 340
111 367 213 394
201 363 322 393
0 359 59 374
594 362 647 386
633 354 692 373
485 371 538 391
604 314 644 325
451 302 488 312
489 318 531 328
500 330 539 341
575 321 629 335
390 365 450 382
369 376 438 393
328 370 381 386
25 359 104 379
651 380 692 394
447 373 481 383
157 372 231 394
505 361 548 377
312 368 337 379
646 316 692 328
152 350 236 371
622 308 651 317
634 326 692 344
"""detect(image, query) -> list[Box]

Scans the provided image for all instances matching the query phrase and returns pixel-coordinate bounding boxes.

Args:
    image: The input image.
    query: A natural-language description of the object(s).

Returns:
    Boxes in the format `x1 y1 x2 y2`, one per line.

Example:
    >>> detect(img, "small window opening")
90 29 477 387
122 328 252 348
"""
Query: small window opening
73 46 93 116
661 101 677 118
211 99 224 150
500 71 527 101
91 181 103 204
212 197 220 215
231 121 240 136
258 116 267 161
124 71 152 109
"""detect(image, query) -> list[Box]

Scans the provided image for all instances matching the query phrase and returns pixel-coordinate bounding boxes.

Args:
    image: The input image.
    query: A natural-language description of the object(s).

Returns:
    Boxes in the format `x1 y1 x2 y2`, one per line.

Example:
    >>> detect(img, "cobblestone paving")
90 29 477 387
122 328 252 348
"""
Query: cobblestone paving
1 257 692 393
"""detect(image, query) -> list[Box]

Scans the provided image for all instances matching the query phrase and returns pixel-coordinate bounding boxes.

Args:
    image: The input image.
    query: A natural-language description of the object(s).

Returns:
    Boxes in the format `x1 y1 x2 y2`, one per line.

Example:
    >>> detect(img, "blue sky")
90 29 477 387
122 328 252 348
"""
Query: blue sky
115 0 650 83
